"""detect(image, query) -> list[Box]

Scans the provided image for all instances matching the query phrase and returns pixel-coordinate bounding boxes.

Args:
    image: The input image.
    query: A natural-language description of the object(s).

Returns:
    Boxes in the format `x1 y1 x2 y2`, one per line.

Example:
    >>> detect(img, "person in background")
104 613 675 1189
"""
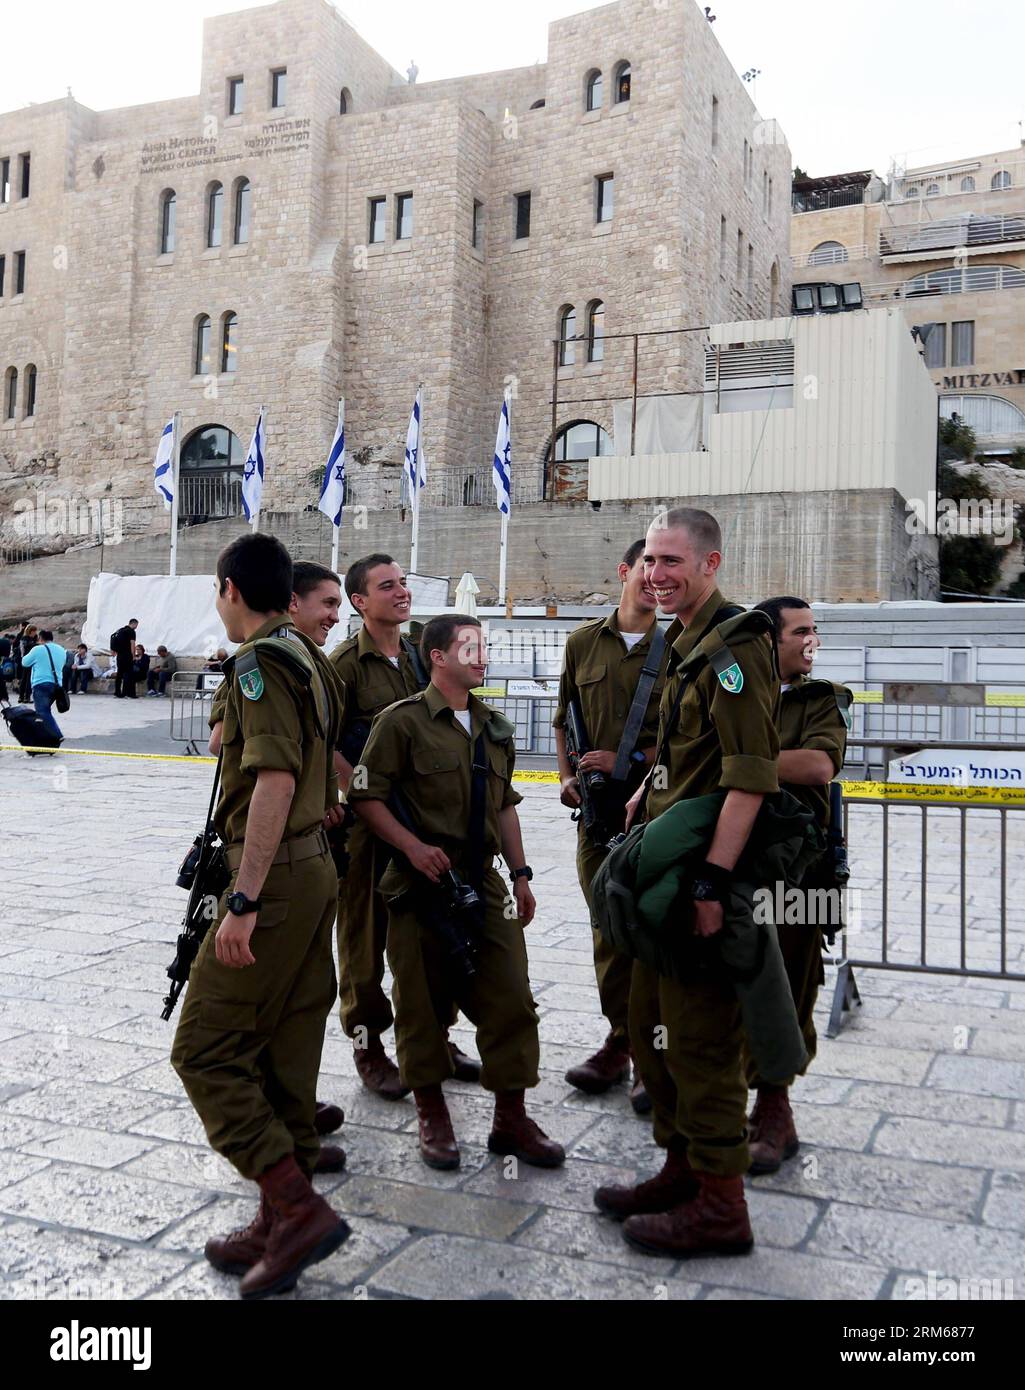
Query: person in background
133 644 151 689
147 646 178 696
111 619 140 699
197 649 228 693
17 624 39 703
0 632 12 703
20 628 68 741
69 645 103 694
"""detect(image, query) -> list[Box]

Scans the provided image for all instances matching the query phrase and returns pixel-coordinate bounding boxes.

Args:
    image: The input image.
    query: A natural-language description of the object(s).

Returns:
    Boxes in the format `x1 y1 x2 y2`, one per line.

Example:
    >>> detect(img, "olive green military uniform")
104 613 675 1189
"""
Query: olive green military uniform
348 684 541 1091
330 628 424 1039
172 618 346 1180
745 675 851 1089
552 610 668 1044
629 588 780 1177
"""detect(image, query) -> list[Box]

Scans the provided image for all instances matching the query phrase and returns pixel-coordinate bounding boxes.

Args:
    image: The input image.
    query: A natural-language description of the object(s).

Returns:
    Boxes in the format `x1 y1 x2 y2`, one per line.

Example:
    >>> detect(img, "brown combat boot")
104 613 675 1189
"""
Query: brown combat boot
623 1172 754 1258
354 1035 410 1100
314 1101 344 1136
204 1194 270 1275
748 1085 799 1175
488 1090 565 1168
629 1065 653 1116
564 1032 631 1095
448 1039 482 1084
593 1140 698 1221
313 1143 347 1175
413 1084 461 1170
239 1156 350 1300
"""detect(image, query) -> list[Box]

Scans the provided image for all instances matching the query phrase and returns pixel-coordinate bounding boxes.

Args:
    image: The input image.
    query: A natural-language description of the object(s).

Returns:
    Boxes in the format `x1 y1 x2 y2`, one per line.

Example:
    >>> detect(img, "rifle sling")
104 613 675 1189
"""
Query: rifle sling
611 623 666 784
466 730 488 897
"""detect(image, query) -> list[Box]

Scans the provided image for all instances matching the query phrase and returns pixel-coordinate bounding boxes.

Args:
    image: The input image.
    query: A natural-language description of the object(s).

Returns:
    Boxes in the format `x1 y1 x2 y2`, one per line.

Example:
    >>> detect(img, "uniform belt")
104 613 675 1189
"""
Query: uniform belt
224 827 330 872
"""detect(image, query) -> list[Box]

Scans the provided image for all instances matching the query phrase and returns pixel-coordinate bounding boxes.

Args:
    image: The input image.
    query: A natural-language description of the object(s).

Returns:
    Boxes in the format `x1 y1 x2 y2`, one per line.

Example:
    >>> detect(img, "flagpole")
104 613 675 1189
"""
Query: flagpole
250 404 264 532
498 389 510 609
330 397 344 573
169 410 181 578
410 382 423 575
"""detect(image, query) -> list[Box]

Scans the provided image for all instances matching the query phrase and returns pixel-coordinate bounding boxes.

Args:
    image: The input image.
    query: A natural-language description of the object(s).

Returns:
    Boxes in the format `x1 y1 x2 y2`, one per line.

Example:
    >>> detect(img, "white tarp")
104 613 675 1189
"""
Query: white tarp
83 570 454 659
612 394 702 455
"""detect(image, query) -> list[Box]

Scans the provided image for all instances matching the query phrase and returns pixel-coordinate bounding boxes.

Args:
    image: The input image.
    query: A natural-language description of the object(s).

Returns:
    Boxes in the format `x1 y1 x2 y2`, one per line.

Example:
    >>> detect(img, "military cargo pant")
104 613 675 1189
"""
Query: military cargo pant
386 865 541 1092
745 926 824 1089
577 825 633 1045
172 849 337 1180
629 961 749 1178
336 818 394 1039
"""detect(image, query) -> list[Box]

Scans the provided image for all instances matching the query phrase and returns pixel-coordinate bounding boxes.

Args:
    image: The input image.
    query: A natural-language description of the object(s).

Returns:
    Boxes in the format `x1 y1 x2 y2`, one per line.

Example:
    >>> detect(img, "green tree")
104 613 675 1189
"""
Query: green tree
940 534 1003 596
938 415 978 463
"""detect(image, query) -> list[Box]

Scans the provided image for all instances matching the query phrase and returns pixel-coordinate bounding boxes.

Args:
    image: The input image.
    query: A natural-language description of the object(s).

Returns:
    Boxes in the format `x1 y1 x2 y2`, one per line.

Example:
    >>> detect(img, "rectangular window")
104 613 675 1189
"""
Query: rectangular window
368 197 386 243
951 320 975 367
228 77 244 116
234 181 251 245
736 228 743 278
395 192 413 240
596 173 614 223
0 159 9 204
271 68 287 108
26 366 36 417
19 153 30 199
515 191 531 240
472 199 483 249
0 255 5 296
768 176 773 217
743 140 751 187
747 243 754 298
14 251 25 295
711 95 719 149
924 323 947 369
719 215 727 273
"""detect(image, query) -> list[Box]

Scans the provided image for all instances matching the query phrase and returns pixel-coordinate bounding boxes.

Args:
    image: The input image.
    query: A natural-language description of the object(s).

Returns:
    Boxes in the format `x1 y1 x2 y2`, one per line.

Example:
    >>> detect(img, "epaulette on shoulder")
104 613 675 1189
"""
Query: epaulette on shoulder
565 615 606 648
484 707 516 743
788 678 854 727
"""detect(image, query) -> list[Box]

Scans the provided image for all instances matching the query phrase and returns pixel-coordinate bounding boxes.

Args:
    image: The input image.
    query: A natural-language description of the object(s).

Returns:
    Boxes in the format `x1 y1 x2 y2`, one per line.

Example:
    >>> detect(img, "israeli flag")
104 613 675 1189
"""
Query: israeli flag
492 391 511 515
152 419 174 510
404 387 426 496
318 416 346 528
241 408 265 522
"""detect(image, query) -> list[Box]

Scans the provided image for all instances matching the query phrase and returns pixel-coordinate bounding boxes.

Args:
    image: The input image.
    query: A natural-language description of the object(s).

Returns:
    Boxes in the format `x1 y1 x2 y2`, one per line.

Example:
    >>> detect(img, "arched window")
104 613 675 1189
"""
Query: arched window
961 175 976 193
992 170 1011 190
179 424 245 520
585 70 602 112
194 314 212 375
340 88 352 114
221 312 238 373
613 61 631 103
586 299 605 363
808 240 848 266
160 189 176 255
206 181 223 247
4 367 16 420
926 183 940 197
529 99 546 110
904 264 1025 296
554 419 613 460
906 185 920 198
233 178 251 245
770 260 781 317
24 364 36 418
940 394 1025 436
558 305 577 366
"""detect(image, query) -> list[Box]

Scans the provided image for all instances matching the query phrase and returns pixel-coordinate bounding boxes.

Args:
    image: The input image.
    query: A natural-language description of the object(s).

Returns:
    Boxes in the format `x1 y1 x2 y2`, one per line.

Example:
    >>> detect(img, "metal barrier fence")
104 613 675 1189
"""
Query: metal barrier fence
169 672 224 754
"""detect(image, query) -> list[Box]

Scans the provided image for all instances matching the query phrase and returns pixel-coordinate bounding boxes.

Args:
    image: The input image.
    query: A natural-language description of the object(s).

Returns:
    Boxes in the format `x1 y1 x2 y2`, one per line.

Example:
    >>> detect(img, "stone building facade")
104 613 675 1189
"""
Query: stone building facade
0 0 793 546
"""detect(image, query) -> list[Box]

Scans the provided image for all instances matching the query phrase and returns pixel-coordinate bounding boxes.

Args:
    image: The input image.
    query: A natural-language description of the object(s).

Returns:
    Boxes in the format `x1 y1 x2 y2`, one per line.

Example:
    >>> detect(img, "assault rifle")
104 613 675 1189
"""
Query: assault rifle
564 698 617 848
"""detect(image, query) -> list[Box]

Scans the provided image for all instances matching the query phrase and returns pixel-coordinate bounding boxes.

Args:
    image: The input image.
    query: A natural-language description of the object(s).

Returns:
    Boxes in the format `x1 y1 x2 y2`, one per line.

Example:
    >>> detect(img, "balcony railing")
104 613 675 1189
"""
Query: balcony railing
179 472 243 521
880 211 1025 257
792 185 866 213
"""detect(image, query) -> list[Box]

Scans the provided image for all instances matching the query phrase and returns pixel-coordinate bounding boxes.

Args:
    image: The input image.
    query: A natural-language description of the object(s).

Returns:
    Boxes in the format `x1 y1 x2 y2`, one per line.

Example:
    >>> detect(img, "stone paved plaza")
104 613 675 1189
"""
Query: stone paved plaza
1 697 1024 1302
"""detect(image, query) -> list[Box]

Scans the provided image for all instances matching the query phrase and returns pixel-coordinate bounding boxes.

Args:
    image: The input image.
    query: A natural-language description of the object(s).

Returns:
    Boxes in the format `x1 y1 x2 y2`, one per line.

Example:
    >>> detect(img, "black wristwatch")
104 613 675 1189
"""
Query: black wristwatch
691 860 730 904
226 891 262 916
509 866 534 883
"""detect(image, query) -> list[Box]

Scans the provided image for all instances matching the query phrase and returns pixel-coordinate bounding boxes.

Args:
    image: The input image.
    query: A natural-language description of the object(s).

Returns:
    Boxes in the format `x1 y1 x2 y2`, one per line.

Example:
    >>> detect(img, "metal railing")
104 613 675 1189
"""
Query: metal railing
792 185 866 213
178 473 243 521
169 671 224 755
0 543 36 567
791 245 870 268
340 467 546 510
880 210 1025 257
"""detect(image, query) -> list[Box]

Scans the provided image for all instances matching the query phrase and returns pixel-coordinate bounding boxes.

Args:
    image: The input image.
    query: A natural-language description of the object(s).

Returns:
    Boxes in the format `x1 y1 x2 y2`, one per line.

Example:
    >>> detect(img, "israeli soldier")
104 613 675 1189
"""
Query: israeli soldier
171 534 350 1300
594 507 780 1259
348 614 564 1172
553 539 669 1111
331 554 480 1098
745 595 852 1173
208 560 350 1152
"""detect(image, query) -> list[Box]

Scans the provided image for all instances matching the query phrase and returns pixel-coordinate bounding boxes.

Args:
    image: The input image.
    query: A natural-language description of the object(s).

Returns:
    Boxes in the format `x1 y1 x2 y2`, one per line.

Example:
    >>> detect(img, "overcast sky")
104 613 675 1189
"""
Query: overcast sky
5 0 1024 176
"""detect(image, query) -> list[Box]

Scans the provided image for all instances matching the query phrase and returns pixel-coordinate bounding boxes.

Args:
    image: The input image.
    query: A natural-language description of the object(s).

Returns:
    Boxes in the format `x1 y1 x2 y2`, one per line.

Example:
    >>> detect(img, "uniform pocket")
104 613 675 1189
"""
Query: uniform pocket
253 897 290 930
576 664 607 689
412 748 462 776
198 998 258 1032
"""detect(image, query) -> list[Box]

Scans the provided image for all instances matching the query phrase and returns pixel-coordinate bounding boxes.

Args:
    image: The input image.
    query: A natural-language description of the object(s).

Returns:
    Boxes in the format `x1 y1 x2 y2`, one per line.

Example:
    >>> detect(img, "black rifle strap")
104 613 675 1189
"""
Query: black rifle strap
611 623 666 784
205 746 225 831
401 637 429 690
636 605 743 822
466 730 489 896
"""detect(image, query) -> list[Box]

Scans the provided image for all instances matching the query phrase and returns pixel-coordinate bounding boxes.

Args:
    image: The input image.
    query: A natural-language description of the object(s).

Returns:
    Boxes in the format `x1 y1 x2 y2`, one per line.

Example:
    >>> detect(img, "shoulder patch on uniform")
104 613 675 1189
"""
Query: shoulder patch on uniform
239 668 264 701
717 661 744 694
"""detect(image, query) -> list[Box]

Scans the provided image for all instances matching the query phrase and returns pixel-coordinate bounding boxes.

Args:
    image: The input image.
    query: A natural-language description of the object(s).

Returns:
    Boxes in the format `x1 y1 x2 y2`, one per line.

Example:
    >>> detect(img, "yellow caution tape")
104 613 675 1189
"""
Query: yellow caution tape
852 690 1025 708
512 769 560 783
852 691 882 703
471 687 506 697
0 743 216 764
843 778 1025 807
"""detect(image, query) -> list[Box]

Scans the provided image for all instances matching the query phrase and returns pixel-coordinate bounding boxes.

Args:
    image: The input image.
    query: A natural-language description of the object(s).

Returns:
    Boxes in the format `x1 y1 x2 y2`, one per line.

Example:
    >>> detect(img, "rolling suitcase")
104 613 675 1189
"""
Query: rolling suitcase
1 703 62 755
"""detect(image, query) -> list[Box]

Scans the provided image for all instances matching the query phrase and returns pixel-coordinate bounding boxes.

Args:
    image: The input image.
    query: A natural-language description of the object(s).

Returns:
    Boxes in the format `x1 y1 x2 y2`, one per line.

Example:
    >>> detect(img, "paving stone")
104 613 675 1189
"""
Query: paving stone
0 1151 52 1189
1 1078 170 1131
790 1104 880 1151
0 950 103 980
0 1164 209 1240
463 1156 636 1212
789 1074 855 1105
0 1032 152 1086
339 1126 491 1190
927 1055 1025 1101
980 1171 1025 1233
872 1115 1025 1173
844 1081 1010 1127
122 1144 251 1195
659 1246 888 1301
405 1092 598 1151
0 1220 192 1301
752 1149 986 1222
811 1042 933 1085
369 1232 702 1300
331 1175 537 1240
512 1207 682 1274
21 1125 157 1169
809 1203 1025 1282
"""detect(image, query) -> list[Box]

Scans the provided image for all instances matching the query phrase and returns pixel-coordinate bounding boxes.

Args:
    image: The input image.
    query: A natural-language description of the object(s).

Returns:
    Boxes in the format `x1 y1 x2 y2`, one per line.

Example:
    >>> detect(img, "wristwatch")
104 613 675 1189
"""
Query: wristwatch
690 878 722 903
226 890 262 916
509 866 534 883
690 860 730 904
